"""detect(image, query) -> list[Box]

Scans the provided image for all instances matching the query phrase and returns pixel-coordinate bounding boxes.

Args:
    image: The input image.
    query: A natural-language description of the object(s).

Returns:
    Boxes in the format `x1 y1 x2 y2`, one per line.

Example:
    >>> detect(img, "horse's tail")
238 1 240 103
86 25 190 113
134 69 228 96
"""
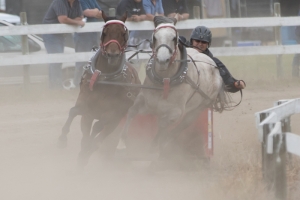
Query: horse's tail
213 83 233 113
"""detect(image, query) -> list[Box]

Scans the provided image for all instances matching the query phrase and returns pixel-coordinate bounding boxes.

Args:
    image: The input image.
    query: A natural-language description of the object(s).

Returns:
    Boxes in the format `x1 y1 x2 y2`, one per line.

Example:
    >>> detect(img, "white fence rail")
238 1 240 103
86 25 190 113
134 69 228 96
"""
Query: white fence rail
1 17 300 36
255 98 300 200
2 45 300 67
0 16 300 67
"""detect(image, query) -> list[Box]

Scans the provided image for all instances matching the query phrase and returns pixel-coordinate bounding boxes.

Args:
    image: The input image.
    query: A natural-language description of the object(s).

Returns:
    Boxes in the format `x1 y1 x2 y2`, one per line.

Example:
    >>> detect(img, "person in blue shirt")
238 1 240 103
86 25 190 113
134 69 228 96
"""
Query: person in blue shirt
73 0 102 88
43 0 85 89
143 0 164 21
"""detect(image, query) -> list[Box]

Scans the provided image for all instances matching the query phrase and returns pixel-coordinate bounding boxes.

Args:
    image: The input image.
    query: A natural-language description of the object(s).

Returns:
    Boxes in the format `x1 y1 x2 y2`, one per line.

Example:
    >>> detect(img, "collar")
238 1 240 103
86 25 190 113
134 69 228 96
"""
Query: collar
146 44 188 86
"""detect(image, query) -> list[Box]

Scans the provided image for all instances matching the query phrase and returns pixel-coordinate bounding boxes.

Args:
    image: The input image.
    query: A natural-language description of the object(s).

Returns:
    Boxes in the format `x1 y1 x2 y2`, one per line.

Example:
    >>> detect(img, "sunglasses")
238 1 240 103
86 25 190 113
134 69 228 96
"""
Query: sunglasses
193 40 208 44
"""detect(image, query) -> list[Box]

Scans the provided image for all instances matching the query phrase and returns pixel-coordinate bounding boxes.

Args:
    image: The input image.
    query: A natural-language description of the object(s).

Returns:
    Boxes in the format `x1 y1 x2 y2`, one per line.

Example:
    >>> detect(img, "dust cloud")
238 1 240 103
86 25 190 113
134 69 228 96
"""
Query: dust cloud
0 79 299 200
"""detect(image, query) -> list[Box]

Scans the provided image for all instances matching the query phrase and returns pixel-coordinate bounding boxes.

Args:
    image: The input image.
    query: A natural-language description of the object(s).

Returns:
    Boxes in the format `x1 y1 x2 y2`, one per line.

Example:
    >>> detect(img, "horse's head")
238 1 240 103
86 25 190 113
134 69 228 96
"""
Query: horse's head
152 16 178 71
100 11 128 65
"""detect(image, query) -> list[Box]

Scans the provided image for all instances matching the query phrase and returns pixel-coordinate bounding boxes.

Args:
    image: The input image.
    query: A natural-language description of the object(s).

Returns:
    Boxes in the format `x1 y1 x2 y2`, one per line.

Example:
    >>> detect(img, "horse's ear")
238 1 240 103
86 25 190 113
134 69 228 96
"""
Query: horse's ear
119 11 127 23
170 17 177 25
102 10 108 22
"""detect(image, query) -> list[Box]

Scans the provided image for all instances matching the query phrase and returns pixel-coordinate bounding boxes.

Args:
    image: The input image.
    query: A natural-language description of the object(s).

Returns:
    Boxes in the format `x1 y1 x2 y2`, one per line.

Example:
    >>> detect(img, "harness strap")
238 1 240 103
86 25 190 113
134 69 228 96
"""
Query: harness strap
89 70 101 91
185 75 212 101
88 80 163 90
163 78 170 99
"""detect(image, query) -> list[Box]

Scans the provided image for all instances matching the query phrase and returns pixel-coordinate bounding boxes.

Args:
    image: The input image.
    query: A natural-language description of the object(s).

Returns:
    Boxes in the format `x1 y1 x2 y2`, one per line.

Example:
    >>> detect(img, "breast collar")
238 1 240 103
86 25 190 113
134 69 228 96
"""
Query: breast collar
146 44 188 86
85 48 127 82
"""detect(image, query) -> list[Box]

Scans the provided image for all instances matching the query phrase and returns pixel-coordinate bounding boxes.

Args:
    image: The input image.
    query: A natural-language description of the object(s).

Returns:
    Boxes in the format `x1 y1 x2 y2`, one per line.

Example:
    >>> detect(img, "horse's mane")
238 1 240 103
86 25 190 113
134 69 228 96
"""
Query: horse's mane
153 16 177 27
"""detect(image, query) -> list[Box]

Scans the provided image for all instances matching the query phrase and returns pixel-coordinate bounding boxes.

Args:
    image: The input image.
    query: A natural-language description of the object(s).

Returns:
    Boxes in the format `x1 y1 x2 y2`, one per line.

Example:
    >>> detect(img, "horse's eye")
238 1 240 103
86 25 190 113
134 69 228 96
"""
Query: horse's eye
173 37 177 42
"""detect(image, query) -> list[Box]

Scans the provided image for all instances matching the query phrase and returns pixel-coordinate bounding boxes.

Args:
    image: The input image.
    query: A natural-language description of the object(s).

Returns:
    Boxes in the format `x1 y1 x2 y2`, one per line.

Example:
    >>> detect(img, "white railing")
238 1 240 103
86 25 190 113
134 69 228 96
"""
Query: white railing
255 98 300 200
1 17 300 36
0 16 300 67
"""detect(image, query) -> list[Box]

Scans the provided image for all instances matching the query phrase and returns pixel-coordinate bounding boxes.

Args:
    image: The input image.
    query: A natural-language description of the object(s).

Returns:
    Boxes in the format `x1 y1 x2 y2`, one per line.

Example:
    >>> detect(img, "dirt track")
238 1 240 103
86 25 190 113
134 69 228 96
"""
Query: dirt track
1 81 300 200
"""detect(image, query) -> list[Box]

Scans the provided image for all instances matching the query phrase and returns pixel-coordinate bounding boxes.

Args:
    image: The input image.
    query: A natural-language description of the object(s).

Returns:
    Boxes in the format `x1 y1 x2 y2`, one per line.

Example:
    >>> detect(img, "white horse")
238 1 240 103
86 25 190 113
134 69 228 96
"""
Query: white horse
118 16 228 161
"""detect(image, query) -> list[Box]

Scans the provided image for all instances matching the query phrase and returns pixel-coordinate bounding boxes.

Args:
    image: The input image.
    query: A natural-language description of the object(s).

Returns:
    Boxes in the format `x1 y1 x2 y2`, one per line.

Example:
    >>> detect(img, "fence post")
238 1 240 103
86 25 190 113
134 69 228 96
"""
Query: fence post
20 12 30 88
109 8 115 17
193 6 201 19
274 3 282 78
274 133 287 200
260 113 275 187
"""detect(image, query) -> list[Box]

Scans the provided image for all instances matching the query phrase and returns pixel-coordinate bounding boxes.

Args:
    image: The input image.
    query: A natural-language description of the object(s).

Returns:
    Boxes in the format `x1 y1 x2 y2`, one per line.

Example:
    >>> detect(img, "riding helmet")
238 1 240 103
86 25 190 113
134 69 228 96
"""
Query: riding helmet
190 26 212 47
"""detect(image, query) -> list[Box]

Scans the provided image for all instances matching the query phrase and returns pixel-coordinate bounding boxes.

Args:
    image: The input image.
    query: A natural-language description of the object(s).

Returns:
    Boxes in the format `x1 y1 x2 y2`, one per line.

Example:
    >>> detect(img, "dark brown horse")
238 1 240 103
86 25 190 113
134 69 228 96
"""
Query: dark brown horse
58 11 141 167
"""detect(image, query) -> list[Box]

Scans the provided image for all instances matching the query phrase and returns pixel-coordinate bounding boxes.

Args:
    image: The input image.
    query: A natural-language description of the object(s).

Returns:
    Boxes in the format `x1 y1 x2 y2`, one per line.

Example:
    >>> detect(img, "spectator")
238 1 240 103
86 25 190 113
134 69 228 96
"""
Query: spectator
116 0 147 50
136 0 164 48
73 0 102 88
42 0 85 89
162 0 189 21
143 0 164 21
116 0 146 22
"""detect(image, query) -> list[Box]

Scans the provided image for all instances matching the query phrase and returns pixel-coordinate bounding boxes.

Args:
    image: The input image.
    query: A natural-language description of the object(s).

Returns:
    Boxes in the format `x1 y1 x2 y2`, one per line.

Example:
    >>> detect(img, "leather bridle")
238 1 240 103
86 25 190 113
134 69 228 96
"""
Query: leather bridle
100 20 129 58
152 24 178 66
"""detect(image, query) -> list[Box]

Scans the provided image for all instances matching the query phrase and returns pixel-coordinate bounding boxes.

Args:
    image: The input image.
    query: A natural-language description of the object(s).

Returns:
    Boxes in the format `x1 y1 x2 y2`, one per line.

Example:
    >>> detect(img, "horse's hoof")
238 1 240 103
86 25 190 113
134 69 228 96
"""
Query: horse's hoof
57 136 67 148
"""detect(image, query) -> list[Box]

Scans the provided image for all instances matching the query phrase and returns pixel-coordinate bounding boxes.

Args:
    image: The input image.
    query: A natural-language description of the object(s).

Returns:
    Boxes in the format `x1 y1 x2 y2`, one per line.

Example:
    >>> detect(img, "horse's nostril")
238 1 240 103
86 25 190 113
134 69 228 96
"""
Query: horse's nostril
166 59 170 63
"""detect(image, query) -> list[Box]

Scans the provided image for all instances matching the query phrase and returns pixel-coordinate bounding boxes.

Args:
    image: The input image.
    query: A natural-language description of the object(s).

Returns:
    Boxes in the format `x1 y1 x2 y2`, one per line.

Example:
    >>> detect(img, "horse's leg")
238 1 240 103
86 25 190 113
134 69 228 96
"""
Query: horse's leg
90 120 105 139
165 105 206 145
158 105 207 169
89 120 106 152
151 107 182 150
117 93 145 150
94 118 124 158
58 106 82 148
148 108 183 171
77 115 94 168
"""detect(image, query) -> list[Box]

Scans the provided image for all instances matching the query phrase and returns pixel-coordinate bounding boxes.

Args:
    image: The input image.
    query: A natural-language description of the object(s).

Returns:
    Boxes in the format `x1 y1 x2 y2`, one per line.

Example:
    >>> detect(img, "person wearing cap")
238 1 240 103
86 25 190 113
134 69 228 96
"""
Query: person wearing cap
188 26 245 92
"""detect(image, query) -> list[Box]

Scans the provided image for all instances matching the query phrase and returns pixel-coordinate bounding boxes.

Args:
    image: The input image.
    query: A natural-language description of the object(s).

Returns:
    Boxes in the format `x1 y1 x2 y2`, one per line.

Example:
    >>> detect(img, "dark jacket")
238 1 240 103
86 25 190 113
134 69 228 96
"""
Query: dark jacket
178 35 240 93
202 48 239 93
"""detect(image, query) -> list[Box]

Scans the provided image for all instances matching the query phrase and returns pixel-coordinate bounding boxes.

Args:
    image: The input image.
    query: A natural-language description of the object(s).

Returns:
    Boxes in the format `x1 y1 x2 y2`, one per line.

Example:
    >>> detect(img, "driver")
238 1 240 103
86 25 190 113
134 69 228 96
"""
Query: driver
187 26 245 93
